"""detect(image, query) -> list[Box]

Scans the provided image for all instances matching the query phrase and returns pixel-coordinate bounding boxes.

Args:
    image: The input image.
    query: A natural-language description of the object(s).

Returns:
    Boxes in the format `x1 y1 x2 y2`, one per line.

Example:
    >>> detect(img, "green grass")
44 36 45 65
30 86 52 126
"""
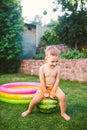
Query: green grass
0 74 87 130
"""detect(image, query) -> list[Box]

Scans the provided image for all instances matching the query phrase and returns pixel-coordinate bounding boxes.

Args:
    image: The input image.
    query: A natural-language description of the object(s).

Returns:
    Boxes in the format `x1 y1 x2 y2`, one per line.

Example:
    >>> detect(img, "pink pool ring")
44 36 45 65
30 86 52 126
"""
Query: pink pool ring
0 82 40 94
0 82 40 104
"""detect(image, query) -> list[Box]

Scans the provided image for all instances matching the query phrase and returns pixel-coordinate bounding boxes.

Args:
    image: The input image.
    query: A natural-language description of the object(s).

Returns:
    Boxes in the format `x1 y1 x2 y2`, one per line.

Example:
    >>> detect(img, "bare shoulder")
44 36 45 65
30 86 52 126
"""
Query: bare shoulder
39 64 46 77
39 64 46 72
56 65 60 72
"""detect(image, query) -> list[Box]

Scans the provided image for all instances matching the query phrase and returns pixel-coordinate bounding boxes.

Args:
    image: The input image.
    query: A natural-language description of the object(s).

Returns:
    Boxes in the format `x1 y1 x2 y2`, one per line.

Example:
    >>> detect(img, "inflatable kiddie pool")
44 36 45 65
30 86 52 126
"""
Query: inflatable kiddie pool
0 82 40 104
0 82 58 113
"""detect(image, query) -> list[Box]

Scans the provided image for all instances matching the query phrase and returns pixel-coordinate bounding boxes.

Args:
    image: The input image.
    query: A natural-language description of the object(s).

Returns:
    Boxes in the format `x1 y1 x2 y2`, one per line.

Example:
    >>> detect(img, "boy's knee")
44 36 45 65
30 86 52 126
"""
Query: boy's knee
33 99 39 104
33 97 42 104
59 94 66 101
62 95 66 100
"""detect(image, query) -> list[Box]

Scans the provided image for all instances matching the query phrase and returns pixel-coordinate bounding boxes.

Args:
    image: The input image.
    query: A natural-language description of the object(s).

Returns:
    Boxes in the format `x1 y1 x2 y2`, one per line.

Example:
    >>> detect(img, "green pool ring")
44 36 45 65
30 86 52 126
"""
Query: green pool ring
0 97 31 104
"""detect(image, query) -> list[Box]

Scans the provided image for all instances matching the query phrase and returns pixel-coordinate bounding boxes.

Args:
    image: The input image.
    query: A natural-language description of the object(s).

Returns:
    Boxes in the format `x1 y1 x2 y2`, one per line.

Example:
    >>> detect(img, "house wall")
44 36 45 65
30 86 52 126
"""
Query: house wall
21 26 36 59
36 25 48 47
21 24 48 59
19 59 87 83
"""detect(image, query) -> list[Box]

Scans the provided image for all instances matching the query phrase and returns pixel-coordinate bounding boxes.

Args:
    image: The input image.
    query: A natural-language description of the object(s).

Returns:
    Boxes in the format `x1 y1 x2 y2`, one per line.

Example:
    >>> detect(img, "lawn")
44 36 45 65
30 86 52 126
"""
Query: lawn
0 74 87 130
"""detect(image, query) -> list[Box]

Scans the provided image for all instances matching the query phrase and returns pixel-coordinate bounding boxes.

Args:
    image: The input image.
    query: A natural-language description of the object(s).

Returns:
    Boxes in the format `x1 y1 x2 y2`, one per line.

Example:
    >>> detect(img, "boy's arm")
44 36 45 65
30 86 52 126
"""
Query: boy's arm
39 66 48 93
50 69 60 97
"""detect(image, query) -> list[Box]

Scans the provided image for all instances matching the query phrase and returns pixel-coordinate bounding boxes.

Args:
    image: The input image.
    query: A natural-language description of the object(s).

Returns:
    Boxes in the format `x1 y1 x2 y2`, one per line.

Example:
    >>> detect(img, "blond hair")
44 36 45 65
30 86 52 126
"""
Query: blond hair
45 46 60 57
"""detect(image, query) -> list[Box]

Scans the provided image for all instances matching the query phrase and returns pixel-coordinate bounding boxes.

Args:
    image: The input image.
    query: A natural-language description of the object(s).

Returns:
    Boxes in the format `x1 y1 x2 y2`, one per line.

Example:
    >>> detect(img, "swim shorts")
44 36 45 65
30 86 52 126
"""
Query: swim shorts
38 86 58 98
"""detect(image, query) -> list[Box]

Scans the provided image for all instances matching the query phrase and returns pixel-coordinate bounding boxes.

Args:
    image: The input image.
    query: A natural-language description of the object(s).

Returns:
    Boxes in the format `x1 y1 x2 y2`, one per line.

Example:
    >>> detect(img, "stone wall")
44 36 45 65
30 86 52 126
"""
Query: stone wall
19 59 87 83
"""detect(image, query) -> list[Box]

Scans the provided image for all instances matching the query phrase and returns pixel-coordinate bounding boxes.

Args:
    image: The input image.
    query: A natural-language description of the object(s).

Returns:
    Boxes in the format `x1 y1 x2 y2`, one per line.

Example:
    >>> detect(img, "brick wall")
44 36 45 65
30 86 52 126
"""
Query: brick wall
19 59 87 83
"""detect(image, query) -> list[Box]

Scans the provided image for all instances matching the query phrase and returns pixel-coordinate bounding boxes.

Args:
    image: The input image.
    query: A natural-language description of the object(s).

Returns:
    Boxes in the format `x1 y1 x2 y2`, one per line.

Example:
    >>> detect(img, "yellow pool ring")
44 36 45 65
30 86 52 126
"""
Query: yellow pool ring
0 92 35 100
0 82 40 104
11 85 38 89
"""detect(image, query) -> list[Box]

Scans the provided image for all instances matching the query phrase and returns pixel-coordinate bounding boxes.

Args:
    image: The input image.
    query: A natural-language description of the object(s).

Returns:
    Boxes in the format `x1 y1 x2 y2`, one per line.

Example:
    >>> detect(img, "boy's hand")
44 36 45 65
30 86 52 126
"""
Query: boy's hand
44 92 49 97
50 91 55 98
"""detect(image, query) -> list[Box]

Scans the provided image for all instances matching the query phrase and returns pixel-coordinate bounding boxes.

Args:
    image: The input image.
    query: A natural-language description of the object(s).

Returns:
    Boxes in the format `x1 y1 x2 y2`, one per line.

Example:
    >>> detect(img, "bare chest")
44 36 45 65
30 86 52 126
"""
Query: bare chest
44 68 57 77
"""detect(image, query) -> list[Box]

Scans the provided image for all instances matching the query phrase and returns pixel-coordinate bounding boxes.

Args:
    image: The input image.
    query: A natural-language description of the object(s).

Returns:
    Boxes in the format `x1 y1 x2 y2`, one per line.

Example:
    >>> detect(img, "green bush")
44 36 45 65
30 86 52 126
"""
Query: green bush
0 59 21 74
0 0 24 74
82 48 87 58
33 54 45 59
41 29 60 45
60 50 85 59
33 50 86 60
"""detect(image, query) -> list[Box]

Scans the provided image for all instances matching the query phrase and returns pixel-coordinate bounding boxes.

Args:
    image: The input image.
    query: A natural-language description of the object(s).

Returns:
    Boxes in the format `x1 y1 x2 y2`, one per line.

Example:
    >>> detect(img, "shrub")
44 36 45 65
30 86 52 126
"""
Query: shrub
0 0 24 74
33 54 45 59
60 50 85 59
41 29 60 45
82 48 87 58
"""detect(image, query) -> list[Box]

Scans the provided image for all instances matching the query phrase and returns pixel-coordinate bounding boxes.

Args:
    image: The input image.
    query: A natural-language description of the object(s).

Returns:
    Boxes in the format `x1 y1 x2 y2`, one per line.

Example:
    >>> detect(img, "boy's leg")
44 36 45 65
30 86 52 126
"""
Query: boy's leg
21 91 43 117
56 88 70 121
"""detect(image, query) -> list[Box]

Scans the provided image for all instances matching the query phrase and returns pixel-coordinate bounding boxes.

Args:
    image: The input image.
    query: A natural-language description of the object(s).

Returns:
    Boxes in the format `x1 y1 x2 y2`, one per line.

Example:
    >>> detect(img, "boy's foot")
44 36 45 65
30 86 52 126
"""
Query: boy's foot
21 110 31 117
61 113 71 121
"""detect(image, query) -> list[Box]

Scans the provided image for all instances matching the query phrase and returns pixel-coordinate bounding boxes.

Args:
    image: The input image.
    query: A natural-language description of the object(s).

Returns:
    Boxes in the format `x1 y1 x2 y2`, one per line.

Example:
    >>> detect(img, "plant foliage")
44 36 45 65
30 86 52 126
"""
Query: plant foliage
60 49 85 59
82 48 87 58
0 0 24 74
41 29 60 45
55 0 87 49
33 54 45 59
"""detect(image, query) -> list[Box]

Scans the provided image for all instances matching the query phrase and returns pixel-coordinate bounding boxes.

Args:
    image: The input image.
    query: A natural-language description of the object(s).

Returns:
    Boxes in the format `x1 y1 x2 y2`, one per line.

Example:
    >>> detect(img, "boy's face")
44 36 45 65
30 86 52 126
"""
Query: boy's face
46 55 58 68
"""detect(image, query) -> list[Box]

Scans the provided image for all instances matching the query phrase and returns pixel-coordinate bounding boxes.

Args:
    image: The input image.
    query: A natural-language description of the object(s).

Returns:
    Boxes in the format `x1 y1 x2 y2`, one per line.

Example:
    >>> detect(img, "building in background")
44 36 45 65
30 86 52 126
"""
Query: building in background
21 23 47 59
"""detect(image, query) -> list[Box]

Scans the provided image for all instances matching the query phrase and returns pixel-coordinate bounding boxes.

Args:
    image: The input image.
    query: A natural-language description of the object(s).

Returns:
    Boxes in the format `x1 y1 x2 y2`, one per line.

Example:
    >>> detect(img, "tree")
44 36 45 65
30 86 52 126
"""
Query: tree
56 0 87 12
0 0 24 74
41 28 59 45
43 10 47 15
46 20 58 28
55 0 87 49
